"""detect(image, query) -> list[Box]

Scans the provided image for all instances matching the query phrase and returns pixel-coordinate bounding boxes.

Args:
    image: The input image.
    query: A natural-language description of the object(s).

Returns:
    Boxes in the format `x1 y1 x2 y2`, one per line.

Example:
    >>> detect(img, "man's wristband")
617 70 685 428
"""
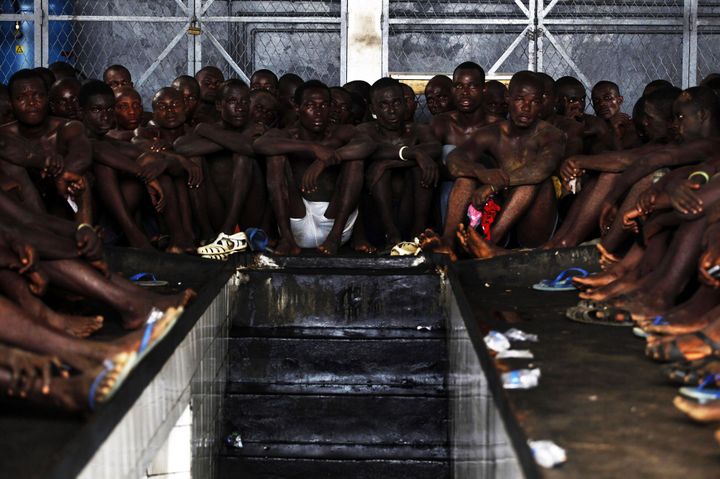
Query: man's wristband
77 223 94 233
398 146 409 161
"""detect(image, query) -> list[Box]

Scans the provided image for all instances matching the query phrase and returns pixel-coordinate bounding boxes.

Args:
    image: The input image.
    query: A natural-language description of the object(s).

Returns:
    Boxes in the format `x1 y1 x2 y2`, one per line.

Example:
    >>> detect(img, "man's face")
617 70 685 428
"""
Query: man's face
592 85 623 120
250 73 278 96
83 94 115 135
556 84 586 120
508 83 543 128
197 70 223 103
371 86 406 131
220 86 250 129
539 85 556 119
297 88 330 134
153 92 186 129
425 81 453 115
175 83 199 119
482 85 509 119
114 91 143 130
642 103 672 142
330 90 352 126
250 93 277 127
452 69 483 113
49 85 81 120
11 78 49 126
402 86 418 122
673 98 705 142
105 68 132 92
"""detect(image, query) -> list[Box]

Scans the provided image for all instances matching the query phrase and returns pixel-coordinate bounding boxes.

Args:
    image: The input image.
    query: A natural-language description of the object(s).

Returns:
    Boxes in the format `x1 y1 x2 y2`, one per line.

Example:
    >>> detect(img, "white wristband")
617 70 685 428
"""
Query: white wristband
398 145 409 161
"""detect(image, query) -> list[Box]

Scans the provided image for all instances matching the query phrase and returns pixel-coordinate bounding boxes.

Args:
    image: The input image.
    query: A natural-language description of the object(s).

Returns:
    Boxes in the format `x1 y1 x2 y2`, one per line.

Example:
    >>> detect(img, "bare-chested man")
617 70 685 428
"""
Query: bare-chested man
48 78 82 121
425 71 566 260
400 83 418 122
278 73 303 126
106 87 144 142
424 75 454 116
482 80 508 125
250 69 279 97
175 80 268 237
0 84 14 125
591 80 642 150
250 89 280 130
194 66 224 123
329 87 353 127
253 80 376 255
103 64 133 93
0 69 90 222
358 78 440 245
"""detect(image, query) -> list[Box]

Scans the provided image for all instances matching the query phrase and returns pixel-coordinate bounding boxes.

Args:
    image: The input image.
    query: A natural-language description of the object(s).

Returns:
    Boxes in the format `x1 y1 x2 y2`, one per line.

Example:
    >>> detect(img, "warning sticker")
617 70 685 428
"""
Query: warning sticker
15 45 24 54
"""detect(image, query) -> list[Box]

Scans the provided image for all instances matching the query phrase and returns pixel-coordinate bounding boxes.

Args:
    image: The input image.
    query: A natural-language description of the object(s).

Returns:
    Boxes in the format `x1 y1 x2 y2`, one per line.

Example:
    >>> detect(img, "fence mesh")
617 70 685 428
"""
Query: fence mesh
697 2 720 83
0 19 34 83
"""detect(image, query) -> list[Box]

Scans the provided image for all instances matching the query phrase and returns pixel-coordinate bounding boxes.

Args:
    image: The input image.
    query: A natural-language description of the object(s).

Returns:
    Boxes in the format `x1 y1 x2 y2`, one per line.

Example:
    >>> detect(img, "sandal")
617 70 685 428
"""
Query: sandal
128 272 168 287
566 303 634 326
532 268 589 291
390 239 422 257
679 373 720 402
246 228 270 253
196 232 248 260
662 357 720 386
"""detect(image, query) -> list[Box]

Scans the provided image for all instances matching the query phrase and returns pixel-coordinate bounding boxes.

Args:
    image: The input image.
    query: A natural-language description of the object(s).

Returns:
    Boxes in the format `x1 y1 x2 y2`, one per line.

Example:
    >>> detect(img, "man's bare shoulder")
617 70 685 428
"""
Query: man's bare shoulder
536 119 565 140
550 115 583 135
0 121 19 134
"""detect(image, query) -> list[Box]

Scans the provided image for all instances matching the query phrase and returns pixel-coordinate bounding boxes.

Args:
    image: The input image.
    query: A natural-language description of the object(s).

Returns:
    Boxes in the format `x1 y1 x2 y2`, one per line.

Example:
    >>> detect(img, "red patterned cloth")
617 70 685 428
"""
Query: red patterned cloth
467 197 502 240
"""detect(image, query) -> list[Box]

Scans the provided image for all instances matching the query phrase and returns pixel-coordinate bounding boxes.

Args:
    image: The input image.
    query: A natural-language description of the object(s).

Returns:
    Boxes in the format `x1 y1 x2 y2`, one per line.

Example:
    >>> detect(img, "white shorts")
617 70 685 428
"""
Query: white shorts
289 198 358 249
441 144 457 166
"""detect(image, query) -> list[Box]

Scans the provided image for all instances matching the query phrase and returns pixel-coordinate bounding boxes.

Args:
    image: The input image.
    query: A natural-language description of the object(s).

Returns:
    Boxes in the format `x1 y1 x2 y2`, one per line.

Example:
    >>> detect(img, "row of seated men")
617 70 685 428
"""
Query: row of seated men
3 58 720 417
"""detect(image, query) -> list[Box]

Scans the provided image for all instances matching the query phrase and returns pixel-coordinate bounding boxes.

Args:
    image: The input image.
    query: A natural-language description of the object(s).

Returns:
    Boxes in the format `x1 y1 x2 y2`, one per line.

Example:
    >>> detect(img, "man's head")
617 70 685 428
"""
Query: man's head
0 84 14 125
343 80 372 122
643 79 673 97
278 73 303 110
330 87 353 126
8 69 49 126
673 86 720 142
114 87 144 131
49 61 77 81
370 77 406 131
554 76 586 120
195 66 224 103
152 87 186 129
452 61 485 113
294 79 331 134
424 75 454 116
535 72 556 119
250 69 279 96
250 89 278 128
507 71 544 129
349 91 367 125
640 86 681 142
400 83 418 122
482 80 509 120
49 77 82 120
79 80 115 136
216 79 250 129
33 67 56 91
171 75 201 120
591 81 623 120
103 64 133 92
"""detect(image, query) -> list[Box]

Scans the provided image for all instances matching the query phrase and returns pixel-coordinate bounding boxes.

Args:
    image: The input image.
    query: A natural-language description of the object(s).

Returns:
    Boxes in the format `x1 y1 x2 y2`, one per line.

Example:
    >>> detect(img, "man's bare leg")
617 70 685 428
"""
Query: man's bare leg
600 174 656 253
266 156 304 255
411 166 435 239
320 160 364 255
420 177 476 257
0 161 45 213
0 270 103 338
157 174 195 253
369 169 402 246
222 155 265 234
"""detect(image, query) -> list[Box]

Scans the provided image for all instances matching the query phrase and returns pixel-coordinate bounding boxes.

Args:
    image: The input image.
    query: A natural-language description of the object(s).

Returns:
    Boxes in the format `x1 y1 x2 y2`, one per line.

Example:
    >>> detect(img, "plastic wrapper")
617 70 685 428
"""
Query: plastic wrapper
505 328 538 342
496 349 534 359
528 440 566 468
484 330 511 352
502 368 541 389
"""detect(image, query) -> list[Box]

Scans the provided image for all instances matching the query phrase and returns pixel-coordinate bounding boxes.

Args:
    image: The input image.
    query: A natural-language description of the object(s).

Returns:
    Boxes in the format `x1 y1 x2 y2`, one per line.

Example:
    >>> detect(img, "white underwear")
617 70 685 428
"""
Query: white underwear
289 198 358 249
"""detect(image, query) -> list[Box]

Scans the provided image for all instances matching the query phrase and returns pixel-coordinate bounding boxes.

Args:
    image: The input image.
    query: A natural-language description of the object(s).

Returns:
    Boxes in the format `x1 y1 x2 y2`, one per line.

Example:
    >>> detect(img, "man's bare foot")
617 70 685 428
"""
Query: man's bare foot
673 396 720 423
579 270 642 301
114 307 183 355
122 289 195 330
419 229 457 262
274 237 302 256
456 224 507 260
351 239 376 254
646 320 720 362
573 268 624 289
640 304 716 336
47 313 104 339
318 236 341 256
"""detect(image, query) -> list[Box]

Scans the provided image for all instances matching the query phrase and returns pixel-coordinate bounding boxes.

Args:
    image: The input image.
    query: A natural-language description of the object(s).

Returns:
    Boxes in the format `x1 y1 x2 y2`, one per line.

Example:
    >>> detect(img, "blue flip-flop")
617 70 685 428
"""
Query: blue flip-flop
88 352 137 410
129 272 168 287
246 228 270 252
135 307 184 364
679 374 720 402
532 268 589 291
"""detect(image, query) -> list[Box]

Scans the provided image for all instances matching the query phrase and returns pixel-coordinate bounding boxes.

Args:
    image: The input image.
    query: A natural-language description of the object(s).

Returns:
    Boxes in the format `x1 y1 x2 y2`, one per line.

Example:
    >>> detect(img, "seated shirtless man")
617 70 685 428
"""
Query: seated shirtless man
103 64 133 93
253 80 376 255
424 75 454 116
278 73 303 127
175 80 268 238
591 80 642 150
400 83 418 122
427 71 566 260
48 78 82 121
357 77 440 245
250 69 279 96
0 69 91 222
482 80 509 125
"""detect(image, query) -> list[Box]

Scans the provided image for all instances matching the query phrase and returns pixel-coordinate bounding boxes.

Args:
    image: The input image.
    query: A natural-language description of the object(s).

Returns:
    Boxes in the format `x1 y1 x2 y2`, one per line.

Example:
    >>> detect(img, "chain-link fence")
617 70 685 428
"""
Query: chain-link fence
0 0 35 84
696 1 720 84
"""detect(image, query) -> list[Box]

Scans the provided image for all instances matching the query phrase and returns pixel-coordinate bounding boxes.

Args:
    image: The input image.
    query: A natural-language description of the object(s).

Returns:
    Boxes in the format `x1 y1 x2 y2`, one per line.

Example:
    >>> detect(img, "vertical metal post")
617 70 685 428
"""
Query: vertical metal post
381 0 389 76
536 0 544 72
527 0 537 71
340 0 348 84
187 0 195 75
194 0 203 73
689 0 698 87
34 0 45 67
